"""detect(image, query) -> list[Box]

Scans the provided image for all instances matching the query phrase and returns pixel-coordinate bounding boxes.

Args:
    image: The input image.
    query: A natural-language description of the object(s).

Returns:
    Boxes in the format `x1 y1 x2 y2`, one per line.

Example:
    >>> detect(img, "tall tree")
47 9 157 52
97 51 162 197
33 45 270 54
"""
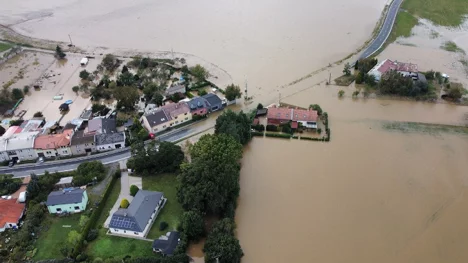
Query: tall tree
215 110 251 145
225 84 242 101
153 92 164 106
180 210 205 241
114 86 139 110
55 45 66 59
204 218 244 263
343 62 351 76
190 64 209 80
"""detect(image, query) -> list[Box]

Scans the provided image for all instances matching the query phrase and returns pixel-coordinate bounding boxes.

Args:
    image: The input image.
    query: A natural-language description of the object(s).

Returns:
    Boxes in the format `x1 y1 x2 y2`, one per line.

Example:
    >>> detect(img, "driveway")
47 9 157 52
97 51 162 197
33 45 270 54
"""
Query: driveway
104 160 142 228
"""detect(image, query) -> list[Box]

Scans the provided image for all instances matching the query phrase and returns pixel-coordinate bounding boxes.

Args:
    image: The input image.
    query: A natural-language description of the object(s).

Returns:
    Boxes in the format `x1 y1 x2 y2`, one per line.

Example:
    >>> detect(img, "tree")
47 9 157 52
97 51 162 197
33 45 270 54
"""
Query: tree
308 104 322 115
67 230 81 246
177 134 242 215
338 90 345 98
204 218 243 263
157 142 184 173
225 84 242 101
354 60 359 70
33 111 43 118
23 85 29 94
79 70 90 80
120 199 130 208
199 89 208 96
117 72 135 87
378 71 415 96
130 185 139 197
181 210 204 241
257 103 264 110
122 65 129 73
101 54 118 71
365 74 376 87
343 62 351 76
190 64 209 80
79 215 89 229
11 88 23 100
215 110 251 145
72 86 79 94
137 129 149 141
153 92 164 106
358 58 378 73
446 85 463 100
355 71 364 84
114 86 139 110
55 45 66 59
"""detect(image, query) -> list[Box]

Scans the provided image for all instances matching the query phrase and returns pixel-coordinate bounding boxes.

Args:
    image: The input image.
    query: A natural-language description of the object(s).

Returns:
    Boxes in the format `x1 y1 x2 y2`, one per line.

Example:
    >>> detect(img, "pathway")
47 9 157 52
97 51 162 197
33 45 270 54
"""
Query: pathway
103 160 142 228
359 0 404 59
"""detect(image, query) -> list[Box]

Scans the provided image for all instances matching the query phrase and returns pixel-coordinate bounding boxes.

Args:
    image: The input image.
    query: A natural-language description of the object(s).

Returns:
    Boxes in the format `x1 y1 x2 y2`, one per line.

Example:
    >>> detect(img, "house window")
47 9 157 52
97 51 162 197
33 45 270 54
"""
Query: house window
63 150 68 154
56 208 62 212
74 206 80 210
114 229 118 232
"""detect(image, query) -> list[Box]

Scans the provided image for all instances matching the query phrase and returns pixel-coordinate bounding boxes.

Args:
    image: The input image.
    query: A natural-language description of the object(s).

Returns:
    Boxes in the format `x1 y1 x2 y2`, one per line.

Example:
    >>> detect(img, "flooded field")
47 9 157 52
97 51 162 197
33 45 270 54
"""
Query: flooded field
237 86 468 262
0 0 387 89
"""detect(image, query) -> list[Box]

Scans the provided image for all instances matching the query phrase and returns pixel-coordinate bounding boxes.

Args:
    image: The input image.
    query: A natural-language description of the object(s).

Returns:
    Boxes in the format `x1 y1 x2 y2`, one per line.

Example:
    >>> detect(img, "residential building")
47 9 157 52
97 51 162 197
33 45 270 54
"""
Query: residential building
70 119 117 155
152 231 181 256
0 131 39 161
109 190 166 237
34 129 73 158
95 132 126 152
87 118 117 134
368 59 419 81
46 188 88 214
0 198 25 232
165 84 186 96
141 102 191 133
188 97 209 116
267 106 318 129
202 93 224 112
70 129 96 155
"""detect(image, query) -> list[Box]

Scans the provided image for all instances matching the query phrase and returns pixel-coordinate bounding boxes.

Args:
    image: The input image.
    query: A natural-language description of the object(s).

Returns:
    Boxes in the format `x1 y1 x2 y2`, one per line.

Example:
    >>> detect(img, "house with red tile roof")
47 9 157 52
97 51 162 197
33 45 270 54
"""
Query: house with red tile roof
0 198 25 232
34 128 74 158
267 106 318 129
368 59 419 81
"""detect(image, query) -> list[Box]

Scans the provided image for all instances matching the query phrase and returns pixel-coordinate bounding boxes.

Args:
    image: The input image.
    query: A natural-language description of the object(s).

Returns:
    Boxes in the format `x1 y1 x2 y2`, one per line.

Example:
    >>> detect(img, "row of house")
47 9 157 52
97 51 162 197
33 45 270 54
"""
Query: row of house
141 93 224 133
0 117 125 162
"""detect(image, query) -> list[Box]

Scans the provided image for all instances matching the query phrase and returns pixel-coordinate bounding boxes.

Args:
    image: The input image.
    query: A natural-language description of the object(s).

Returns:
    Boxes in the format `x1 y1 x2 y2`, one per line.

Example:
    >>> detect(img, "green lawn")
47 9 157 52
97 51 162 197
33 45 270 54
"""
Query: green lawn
33 214 81 260
402 0 468 27
143 174 183 239
388 11 419 43
0 42 12 53
87 233 156 259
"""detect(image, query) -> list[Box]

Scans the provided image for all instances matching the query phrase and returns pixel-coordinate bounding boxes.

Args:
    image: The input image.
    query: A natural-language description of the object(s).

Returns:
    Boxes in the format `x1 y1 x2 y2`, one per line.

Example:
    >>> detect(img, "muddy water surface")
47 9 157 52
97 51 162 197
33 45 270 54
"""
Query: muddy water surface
237 87 468 262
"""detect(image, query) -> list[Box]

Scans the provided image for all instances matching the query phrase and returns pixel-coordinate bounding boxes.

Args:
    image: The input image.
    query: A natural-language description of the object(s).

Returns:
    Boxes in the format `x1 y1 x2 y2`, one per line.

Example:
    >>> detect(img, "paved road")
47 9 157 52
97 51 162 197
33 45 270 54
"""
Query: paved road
4 121 211 178
359 0 403 59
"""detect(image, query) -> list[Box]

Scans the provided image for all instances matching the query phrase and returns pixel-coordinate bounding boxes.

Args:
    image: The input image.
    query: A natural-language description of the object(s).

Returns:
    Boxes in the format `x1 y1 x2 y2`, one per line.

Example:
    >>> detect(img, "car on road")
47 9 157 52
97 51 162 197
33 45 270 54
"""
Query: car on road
38 157 45 164
8 161 14 167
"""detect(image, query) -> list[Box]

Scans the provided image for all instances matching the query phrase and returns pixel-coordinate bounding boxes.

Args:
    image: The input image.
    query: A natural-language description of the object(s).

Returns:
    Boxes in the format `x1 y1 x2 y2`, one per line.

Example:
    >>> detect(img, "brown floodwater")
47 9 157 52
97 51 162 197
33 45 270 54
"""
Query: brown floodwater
236 86 468 262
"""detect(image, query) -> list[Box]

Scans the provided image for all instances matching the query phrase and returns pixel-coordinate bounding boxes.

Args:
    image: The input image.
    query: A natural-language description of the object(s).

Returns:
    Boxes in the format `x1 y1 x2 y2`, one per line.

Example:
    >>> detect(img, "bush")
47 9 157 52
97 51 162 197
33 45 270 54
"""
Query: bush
33 111 43 118
338 90 345 97
265 133 291 139
120 199 129 208
79 70 90 80
251 131 263 137
159 221 168 231
114 170 121 178
317 128 322 134
23 85 29 94
198 89 208 96
76 253 88 262
12 88 24 100
251 124 264 132
130 185 139 196
309 104 322 115
266 125 278 132
257 103 264 109
86 229 98 242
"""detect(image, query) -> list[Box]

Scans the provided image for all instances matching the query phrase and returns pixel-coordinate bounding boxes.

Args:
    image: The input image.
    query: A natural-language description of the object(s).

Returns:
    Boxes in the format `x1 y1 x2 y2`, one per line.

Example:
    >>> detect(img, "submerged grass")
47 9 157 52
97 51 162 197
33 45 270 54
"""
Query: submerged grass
382 121 468 136
441 41 466 54
402 0 468 27
0 42 12 52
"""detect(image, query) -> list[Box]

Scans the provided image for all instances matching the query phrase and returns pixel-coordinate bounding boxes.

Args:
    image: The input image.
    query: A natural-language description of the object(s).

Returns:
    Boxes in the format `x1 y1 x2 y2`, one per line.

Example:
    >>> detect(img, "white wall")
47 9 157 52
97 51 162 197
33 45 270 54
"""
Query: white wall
9 148 38 160
96 141 124 152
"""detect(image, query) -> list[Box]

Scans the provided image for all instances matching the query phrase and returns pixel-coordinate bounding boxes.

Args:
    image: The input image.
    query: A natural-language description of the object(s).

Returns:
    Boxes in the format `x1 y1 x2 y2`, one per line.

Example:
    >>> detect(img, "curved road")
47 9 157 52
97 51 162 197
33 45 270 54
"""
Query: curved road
360 0 403 59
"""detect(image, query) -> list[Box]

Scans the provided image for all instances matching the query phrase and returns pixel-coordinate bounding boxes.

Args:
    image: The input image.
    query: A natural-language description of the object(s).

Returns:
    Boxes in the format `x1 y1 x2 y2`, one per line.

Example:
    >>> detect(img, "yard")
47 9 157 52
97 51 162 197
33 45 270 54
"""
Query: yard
143 174 183 240
33 214 81 260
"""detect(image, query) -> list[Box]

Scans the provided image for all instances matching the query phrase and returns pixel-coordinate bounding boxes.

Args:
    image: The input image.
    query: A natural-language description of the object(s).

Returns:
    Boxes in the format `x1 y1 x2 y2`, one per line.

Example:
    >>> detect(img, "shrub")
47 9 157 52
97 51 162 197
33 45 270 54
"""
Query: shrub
266 125 278 132
251 131 263 137
23 85 29 94
198 89 208 96
33 111 43 118
76 253 88 262
12 88 24 100
130 185 139 197
251 124 264 132
309 104 323 115
120 199 129 208
257 103 264 109
338 90 345 97
265 133 291 139
86 229 98 242
114 170 121 178
79 70 90 80
159 221 168 231
317 128 322 134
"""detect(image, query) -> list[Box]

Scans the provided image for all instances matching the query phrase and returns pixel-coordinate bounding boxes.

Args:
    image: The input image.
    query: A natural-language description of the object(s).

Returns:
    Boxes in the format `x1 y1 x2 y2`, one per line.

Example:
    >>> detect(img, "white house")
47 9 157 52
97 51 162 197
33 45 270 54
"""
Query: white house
108 190 166 238
0 131 39 162
95 132 126 152
368 59 419 81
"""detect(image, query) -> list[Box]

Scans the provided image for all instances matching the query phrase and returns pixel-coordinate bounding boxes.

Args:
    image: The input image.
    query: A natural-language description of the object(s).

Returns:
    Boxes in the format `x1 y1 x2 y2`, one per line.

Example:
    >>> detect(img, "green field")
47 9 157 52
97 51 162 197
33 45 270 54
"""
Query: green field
0 42 12 52
143 174 183 239
34 214 81 260
388 11 419 43
402 0 468 27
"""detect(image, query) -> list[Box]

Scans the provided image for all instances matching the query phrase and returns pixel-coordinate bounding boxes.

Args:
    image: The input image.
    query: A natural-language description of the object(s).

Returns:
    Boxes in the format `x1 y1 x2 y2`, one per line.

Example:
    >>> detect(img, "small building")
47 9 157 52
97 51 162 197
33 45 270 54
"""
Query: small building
152 231 181 256
267 106 318 129
368 59 418 81
202 93 224 112
70 129 96 155
34 129 73 158
0 131 40 162
141 109 170 134
55 176 73 190
95 132 126 152
0 198 25 232
46 188 88 214
165 85 186 97
188 97 209 116
109 190 166 237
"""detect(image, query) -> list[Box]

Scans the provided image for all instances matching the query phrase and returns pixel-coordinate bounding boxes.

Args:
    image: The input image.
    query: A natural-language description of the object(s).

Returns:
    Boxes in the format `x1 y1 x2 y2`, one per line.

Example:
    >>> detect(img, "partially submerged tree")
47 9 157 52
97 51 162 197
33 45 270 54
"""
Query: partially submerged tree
308 104 323 115
225 84 242 101
343 62 351 76
55 45 66 59
215 110 251 145
181 210 205 241
11 88 23 100
114 86 139 111
190 64 209 80
204 218 244 263
79 70 90 80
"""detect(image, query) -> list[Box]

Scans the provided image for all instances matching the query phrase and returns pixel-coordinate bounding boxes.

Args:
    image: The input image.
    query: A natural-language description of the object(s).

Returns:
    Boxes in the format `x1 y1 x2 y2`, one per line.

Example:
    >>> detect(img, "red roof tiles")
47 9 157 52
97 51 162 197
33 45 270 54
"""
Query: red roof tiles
267 106 317 123
0 199 25 229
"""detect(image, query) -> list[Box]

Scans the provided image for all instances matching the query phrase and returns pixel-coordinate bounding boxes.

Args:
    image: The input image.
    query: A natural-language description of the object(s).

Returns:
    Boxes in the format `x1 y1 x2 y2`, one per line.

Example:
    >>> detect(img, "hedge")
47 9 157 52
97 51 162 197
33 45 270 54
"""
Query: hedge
71 174 118 258
265 133 291 139
266 125 278 132
251 131 263 137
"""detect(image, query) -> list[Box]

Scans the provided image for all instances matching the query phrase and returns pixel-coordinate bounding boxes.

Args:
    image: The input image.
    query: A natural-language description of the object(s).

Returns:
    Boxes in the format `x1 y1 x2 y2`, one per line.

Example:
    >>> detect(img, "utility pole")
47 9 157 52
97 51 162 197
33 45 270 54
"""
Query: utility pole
329 73 331 84
244 78 248 100
68 34 73 46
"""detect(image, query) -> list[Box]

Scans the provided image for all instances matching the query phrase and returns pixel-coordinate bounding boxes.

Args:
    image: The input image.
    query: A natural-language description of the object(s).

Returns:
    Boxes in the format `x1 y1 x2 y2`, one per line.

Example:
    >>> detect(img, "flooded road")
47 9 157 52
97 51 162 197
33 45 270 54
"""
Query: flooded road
237 86 468 262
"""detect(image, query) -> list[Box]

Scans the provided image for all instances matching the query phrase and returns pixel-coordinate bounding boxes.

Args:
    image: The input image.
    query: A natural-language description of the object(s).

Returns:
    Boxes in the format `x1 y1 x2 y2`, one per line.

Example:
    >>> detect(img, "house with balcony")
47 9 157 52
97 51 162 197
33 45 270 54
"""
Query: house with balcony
109 190 166 238
34 129 74 158
46 188 88 214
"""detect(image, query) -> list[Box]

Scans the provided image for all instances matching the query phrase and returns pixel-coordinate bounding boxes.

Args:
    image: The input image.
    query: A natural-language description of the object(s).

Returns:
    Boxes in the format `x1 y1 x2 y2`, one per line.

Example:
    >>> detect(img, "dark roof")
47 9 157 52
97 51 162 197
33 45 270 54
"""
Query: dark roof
123 119 134 128
70 129 94 145
202 93 222 106
145 110 170 127
152 231 180 256
46 188 85 206
109 190 164 232
95 132 125 145
63 123 77 131
188 97 209 111
88 118 117 134
256 108 268 116
165 85 186 96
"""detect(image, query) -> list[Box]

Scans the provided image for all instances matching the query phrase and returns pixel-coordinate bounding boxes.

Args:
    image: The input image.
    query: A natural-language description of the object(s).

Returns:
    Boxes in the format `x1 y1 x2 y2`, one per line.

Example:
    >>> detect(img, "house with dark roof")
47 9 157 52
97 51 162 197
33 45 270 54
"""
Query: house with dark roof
202 93 224 112
0 198 25 232
188 97 209 116
46 188 88 214
165 84 186 96
87 118 117 134
109 190 166 237
153 231 181 256
140 102 192 133
70 127 96 155
95 132 126 152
